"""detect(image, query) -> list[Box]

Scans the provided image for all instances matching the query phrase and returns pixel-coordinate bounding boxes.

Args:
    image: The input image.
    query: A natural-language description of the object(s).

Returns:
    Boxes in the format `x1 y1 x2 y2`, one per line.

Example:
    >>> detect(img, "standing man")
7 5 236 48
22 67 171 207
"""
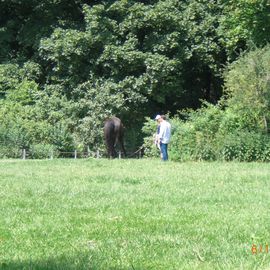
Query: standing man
155 114 171 161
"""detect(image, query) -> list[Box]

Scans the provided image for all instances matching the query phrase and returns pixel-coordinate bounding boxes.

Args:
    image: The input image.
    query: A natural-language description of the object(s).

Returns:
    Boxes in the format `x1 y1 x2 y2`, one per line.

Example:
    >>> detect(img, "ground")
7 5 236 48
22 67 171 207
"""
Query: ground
0 159 269 269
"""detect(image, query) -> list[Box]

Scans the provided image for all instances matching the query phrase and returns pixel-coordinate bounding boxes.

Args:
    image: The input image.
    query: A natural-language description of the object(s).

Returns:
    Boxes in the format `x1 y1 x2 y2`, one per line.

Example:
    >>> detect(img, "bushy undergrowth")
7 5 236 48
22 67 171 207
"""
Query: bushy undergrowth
218 131 270 161
143 46 270 162
1 46 270 160
143 104 270 162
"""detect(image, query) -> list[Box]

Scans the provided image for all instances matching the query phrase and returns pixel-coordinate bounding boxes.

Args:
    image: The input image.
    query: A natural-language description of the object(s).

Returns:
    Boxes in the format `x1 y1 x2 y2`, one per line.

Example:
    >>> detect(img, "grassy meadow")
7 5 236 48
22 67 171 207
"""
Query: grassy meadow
0 158 269 270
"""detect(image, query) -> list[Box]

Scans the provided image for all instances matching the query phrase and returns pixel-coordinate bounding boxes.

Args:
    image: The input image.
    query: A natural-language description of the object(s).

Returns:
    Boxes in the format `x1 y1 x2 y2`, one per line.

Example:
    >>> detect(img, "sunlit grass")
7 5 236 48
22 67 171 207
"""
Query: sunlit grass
0 159 269 269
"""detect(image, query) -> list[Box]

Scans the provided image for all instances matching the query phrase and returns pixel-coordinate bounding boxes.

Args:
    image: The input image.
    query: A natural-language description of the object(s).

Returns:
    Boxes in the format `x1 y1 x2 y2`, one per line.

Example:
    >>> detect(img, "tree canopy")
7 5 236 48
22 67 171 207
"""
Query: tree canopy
0 0 269 155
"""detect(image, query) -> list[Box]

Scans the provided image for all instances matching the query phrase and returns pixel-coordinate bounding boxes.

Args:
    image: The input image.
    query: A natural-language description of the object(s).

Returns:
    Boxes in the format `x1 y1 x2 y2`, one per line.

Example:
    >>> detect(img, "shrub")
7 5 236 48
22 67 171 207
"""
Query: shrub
142 117 161 158
0 145 22 158
169 120 196 161
29 144 57 159
217 131 270 162
169 104 223 161
224 45 270 133
160 102 270 162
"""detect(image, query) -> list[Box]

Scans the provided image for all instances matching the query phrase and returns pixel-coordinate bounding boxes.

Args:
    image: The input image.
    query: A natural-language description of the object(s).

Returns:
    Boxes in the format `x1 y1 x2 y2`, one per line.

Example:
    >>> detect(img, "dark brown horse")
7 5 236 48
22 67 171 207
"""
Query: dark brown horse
104 117 126 158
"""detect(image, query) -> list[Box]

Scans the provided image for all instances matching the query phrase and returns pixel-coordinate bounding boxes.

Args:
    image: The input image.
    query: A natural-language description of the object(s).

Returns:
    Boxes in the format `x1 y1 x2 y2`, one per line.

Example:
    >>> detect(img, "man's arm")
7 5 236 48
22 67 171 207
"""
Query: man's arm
158 123 165 142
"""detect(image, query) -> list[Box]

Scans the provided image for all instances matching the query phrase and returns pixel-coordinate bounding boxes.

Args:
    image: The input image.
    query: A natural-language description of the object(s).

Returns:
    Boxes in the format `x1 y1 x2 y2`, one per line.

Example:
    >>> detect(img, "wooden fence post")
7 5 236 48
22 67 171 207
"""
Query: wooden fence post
74 150 77 159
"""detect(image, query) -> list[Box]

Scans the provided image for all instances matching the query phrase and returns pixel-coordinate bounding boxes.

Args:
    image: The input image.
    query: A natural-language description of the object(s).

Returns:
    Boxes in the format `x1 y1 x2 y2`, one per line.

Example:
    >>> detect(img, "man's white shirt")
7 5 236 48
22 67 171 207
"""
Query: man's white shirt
158 120 171 144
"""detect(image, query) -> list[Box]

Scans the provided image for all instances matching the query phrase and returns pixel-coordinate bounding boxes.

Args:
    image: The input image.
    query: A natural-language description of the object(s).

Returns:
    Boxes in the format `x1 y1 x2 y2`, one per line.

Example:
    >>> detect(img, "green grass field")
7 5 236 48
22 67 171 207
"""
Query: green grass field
0 159 269 270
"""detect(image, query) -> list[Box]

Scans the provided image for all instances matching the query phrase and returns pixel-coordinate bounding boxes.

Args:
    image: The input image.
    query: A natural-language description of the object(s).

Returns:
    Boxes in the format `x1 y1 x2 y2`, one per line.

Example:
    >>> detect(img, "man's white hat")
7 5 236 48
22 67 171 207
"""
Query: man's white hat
155 114 161 120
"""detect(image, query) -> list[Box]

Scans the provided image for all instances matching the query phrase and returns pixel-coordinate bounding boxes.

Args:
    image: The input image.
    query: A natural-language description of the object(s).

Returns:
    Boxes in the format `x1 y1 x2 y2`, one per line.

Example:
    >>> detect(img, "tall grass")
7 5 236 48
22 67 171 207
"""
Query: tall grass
0 159 269 269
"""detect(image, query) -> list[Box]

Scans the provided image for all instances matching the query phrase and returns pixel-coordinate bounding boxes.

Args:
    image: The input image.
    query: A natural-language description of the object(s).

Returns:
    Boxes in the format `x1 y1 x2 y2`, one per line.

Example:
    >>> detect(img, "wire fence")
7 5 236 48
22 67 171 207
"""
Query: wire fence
2 148 144 160
20 149 101 160
0 140 144 159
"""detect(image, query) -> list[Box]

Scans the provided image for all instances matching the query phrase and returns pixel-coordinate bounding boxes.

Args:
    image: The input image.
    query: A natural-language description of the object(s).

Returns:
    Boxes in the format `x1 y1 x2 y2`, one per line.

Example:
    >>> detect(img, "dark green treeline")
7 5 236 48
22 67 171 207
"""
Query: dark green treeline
0 0 269 155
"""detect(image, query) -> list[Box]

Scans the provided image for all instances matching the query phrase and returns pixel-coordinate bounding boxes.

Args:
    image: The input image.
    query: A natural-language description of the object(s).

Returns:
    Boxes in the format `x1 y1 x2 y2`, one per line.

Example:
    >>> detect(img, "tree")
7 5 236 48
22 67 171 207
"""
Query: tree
224 45 270 133
218 0 270 60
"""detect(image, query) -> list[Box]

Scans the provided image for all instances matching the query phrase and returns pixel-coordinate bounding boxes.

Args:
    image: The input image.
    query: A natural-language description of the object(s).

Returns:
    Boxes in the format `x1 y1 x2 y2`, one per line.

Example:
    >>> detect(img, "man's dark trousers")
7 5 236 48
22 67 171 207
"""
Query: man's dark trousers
160 143 168 161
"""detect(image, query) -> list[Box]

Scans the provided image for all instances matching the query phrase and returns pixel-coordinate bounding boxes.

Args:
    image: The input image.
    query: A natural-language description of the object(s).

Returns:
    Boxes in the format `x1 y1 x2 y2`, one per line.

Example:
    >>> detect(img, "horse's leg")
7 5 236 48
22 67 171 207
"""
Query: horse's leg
110 139 115 158
109 144 113 159
119 137 126 157
111 136 117 158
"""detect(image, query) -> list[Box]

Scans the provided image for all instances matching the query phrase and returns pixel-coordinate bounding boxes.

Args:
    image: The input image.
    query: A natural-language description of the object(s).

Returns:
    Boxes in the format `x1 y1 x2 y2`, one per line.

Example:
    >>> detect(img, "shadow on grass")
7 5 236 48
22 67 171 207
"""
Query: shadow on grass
1 258 89 270
1 254 140 270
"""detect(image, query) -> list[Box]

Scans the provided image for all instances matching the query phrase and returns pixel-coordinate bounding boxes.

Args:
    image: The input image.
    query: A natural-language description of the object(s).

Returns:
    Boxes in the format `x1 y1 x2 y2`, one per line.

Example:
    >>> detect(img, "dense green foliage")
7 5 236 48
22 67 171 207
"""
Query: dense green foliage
0 0 270 157
224 45 270 134
143 46 270 161
1 159 270 269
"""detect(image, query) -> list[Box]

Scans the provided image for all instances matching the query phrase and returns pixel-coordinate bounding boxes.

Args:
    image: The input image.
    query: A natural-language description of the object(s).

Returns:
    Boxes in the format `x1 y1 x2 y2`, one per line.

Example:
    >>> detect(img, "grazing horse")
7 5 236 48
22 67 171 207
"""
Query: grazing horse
104 117 126 158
